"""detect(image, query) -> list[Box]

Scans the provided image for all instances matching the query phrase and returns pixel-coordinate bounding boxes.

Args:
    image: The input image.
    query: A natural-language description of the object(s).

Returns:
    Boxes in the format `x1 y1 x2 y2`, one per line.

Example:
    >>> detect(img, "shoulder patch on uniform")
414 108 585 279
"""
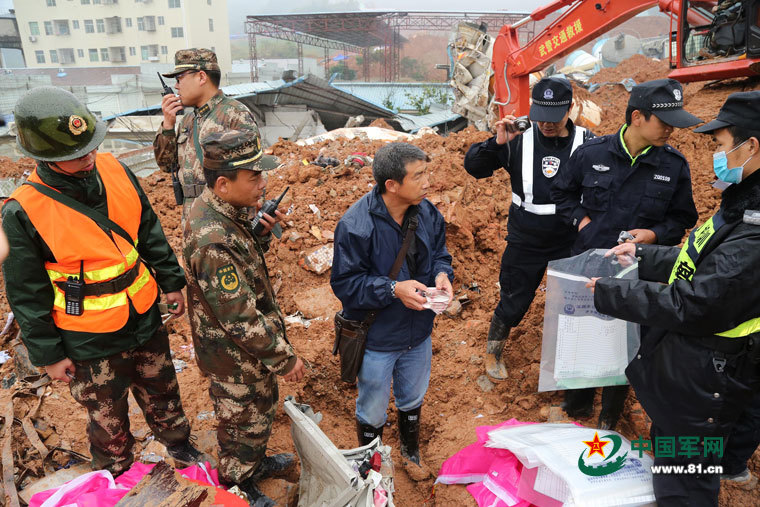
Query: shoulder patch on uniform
216 264 240 293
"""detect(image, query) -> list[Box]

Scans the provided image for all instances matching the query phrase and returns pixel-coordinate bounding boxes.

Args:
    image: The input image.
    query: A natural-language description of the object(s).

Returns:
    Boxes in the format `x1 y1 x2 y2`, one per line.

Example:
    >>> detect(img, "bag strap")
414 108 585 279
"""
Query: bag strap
192 114 204 167
24 181 135 247
363 206 420 328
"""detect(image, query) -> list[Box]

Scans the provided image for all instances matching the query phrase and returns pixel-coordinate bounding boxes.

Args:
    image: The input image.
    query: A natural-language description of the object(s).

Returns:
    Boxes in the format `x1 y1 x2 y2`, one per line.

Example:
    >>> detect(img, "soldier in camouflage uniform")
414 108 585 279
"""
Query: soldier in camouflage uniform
3 87 209 476
153 48 260 219
183 128 305 505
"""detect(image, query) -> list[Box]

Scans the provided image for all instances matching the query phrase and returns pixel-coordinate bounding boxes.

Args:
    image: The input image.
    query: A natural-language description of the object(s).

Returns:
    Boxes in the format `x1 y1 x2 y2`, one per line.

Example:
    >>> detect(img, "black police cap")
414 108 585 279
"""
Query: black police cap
530 76 573 123
628 78 702 128
695 91 760 134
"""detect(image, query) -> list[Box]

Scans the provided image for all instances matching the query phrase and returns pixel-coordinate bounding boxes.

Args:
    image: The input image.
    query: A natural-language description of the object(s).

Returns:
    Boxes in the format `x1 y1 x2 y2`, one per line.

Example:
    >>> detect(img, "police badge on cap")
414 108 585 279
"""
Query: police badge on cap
530 76 573 123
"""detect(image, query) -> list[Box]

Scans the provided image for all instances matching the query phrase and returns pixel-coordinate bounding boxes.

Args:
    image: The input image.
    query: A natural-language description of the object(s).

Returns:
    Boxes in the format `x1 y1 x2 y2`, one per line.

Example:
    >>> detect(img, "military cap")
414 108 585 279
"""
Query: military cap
628 78 702 128
162 48 221 78
695 91 760 134
201 128 280 172
530 76 573 122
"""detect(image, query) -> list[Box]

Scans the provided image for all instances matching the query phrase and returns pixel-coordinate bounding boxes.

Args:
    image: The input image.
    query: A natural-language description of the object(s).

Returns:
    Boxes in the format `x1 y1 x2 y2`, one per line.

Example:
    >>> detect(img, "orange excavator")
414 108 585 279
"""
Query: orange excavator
463 0 759 122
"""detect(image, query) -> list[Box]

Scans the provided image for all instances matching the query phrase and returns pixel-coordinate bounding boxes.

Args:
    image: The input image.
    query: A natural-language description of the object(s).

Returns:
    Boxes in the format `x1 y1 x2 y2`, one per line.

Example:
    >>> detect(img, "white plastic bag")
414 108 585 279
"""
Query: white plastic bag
538 249 639 392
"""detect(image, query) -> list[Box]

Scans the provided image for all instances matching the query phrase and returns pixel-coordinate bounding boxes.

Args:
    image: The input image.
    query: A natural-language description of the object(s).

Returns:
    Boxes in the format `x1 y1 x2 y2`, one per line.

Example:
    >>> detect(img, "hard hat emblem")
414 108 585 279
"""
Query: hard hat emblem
69 115 87 135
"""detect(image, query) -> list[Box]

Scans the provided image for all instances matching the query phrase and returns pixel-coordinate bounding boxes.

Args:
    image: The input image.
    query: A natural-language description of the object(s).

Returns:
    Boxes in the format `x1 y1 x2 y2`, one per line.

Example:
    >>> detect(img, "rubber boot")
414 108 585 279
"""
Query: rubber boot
356 419 384 447
398 407 431 481
485 314 510 381
561 388 595 419
598 385 628 430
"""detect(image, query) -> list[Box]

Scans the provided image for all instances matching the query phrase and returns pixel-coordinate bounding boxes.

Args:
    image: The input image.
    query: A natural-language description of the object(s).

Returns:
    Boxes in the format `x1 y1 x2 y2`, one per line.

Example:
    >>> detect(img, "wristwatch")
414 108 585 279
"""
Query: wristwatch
390 280 397 298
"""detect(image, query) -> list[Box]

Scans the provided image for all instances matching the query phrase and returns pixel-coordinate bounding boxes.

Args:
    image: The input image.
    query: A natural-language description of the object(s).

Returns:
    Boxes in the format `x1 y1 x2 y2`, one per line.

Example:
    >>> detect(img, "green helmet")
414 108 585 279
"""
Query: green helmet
14 86 107 162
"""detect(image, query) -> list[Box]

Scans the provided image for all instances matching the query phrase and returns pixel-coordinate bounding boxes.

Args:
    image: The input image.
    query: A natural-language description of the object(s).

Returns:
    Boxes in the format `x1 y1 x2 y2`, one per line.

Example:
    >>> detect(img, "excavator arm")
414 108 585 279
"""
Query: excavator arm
492 0 695 117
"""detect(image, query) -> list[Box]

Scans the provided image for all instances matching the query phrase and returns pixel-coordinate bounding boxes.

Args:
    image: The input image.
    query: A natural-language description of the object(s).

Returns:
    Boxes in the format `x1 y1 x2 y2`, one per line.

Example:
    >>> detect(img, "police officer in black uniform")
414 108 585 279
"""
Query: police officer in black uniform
464 77 594 381
589 90 760 506
551 78 701 429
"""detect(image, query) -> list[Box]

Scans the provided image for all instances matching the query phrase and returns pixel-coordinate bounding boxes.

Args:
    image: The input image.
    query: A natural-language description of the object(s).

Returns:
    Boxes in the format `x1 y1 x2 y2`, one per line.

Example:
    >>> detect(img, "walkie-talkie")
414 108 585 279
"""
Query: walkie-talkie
252 186 289 237
158 72 185 206
65 261 85 316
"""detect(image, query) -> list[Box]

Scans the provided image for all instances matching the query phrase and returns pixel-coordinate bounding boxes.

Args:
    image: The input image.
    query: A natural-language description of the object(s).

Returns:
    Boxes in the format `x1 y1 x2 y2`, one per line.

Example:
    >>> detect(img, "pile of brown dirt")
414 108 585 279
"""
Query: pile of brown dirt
1 55 759 505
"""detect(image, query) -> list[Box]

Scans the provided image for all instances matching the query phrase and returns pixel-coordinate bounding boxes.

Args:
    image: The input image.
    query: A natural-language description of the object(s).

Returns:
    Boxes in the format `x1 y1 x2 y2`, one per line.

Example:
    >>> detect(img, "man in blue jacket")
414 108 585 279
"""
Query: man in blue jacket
331 142 453 478
551 78 700 430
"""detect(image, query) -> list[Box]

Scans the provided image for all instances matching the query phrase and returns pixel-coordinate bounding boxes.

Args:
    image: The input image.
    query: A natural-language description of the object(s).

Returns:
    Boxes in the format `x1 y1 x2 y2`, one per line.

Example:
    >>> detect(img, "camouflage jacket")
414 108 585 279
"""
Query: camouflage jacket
153 92 258 207
183 187 296 383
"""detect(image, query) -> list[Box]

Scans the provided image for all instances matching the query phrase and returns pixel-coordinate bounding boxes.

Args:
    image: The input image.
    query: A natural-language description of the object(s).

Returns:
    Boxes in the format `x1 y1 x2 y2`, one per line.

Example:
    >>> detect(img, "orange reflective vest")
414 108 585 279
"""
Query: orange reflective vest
9 153 158 333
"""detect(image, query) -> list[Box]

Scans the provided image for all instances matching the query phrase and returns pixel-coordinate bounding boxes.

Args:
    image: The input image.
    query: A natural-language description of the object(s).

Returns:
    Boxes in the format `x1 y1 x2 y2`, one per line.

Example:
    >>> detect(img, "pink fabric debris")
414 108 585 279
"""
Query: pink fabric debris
29 461 221 507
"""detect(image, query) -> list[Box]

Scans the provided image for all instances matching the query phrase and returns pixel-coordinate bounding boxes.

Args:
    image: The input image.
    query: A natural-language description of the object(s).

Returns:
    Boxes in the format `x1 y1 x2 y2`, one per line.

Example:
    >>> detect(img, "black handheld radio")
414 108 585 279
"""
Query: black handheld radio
252 186 289 236
158 72 185 206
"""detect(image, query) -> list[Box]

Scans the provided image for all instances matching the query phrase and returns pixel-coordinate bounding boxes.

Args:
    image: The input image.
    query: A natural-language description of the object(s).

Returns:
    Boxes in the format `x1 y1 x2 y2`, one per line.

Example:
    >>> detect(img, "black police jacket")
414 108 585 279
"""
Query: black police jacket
593 170 760 437
464 120 593 251
551 126 698 254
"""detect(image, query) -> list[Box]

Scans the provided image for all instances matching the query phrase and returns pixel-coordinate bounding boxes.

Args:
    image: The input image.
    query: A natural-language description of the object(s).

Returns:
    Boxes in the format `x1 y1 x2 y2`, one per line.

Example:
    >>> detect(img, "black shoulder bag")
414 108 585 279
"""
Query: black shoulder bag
332 207 419 384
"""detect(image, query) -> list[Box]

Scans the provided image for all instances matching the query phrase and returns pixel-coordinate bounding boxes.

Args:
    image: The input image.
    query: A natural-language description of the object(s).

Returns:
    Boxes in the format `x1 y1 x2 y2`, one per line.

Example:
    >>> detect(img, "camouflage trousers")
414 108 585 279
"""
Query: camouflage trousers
69 326 191 475
209 373 278 485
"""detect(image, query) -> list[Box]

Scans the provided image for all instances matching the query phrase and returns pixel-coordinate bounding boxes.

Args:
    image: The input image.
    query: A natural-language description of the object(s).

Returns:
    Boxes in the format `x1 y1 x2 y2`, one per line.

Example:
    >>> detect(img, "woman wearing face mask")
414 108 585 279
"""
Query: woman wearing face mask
585 91 760 506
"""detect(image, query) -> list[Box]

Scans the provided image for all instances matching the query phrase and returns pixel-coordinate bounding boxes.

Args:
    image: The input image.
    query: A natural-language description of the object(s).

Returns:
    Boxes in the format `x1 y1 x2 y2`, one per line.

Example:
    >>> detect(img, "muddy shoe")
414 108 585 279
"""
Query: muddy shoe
240 480 276 507
166 440 215 468
251 453 297 481
485 350 508 381
721 468 758 490
402 455 432 482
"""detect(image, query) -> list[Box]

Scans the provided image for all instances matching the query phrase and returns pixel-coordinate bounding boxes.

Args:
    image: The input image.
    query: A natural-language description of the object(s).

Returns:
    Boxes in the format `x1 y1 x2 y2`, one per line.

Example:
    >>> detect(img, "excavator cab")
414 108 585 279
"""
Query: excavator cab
671 0 760 80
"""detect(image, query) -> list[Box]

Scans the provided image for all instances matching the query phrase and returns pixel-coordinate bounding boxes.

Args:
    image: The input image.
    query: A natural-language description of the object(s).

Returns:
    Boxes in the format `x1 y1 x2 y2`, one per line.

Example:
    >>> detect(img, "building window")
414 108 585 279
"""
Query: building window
161 45 167 54
125 17 132 27
208 19 213 32
158 16 164 25
96 19 105 33
137 17 144 31
89 48 98 62
81 0 90 4
84 20 94 33
78 49 84 57
207 0 211 4
93 0 101 4
29 22 40 36
72 20 79 29
46 0 56 6
50 50 58 63
141 45 149 60
44 21 53 36
168 0 181 7
171 27 183 38
129 46 136 56
59 48 76 64
100 48 109 61
35 50 45 63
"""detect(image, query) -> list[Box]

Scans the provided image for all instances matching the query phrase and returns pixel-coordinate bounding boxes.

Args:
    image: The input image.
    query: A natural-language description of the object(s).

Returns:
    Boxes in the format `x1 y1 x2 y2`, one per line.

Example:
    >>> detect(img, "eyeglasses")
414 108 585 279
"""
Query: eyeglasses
175 70 198 83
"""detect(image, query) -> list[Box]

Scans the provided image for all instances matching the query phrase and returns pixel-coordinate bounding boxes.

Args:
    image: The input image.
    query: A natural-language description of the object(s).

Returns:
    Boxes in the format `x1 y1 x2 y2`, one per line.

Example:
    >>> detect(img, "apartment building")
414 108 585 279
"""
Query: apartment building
12 0 231 71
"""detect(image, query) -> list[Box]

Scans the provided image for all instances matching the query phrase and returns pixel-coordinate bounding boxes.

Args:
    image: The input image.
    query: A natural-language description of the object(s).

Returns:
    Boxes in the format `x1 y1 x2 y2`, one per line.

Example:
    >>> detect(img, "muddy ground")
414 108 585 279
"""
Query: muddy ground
1 55 760 506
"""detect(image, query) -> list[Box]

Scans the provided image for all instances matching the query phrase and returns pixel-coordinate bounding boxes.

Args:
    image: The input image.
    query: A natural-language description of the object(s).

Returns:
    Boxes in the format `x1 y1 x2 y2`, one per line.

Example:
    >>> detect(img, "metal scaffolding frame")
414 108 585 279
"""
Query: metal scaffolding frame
246 11 534 82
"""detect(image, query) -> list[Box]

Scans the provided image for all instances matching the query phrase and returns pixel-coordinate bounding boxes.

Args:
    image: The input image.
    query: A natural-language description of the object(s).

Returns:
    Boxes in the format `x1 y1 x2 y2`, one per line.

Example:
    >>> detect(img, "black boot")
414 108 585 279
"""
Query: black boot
398 407 422 465
250 453 297 482
166 438 215 468
356 419 384 447
240 478 276 507
598 385 629 430
561 388 595 419
485 314 510 381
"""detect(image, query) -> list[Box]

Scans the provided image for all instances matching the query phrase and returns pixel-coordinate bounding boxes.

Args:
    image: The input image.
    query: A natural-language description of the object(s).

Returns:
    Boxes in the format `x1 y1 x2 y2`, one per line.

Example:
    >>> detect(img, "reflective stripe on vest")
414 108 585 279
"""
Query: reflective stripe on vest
8 153 158 333
515 126 586 215
667 211 759 338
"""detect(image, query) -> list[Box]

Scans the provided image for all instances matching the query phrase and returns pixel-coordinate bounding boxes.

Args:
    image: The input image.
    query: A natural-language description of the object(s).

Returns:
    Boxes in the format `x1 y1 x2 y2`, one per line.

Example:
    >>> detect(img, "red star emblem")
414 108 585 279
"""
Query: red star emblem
72 118 82 127
583 432 610 459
